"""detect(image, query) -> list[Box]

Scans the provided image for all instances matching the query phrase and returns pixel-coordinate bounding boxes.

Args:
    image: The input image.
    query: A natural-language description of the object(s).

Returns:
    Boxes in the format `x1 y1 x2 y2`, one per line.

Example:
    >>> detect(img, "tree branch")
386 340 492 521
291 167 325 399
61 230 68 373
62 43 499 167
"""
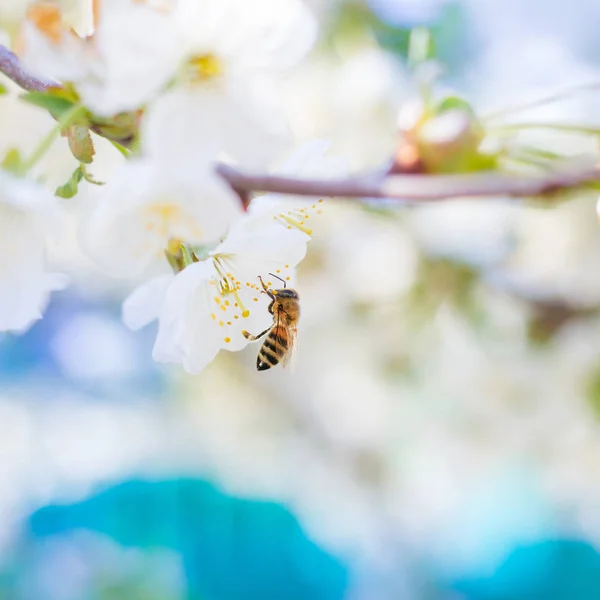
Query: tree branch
3 42 600 204
216 162 600 202
0 45 56 92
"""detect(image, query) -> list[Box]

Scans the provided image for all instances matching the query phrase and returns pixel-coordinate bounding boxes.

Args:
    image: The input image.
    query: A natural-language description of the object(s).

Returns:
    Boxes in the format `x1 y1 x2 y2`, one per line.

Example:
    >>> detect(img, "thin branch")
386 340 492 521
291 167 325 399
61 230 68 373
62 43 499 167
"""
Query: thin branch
215 162 600 202
491 122 600 137
483 79 600 122
0 45 56 92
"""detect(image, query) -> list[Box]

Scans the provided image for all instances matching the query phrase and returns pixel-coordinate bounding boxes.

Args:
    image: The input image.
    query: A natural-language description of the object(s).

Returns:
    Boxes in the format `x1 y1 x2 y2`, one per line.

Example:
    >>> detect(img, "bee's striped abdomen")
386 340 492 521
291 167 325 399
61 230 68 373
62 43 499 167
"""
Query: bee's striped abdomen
257 326 289 371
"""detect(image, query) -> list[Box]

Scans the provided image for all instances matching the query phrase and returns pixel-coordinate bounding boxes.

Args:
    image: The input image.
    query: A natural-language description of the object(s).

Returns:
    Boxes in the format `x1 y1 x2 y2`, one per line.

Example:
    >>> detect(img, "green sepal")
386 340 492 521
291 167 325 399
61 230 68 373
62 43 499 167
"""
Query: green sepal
90 111 139 147
55 165 84 199
165 249 184 273
180 243 198 267
65 125 95 164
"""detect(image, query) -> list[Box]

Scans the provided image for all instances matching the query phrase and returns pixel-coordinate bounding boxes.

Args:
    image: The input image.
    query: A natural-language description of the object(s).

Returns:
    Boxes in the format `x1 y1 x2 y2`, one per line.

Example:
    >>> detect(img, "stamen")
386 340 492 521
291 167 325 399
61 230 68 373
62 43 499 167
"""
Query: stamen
211 255 252 318
186 53 222 83
281 214 312 235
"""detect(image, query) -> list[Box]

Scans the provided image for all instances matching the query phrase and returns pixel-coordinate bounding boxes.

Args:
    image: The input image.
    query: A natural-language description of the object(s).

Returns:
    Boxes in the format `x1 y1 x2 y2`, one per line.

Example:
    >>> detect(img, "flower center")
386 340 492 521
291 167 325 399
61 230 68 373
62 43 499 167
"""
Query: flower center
185 53 222 84
210 254 263 320
144 203 182 238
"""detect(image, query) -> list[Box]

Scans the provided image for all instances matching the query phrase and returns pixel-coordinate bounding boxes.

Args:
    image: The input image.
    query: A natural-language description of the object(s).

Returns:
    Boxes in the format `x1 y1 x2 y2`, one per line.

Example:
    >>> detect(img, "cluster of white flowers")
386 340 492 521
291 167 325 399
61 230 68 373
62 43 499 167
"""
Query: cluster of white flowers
0 0 345 374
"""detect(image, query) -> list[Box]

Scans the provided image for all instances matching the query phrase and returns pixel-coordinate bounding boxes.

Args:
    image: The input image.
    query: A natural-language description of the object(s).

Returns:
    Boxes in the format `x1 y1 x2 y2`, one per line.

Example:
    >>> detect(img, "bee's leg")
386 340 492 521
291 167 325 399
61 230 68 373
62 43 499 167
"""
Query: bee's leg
242 327 271 341
258 275 275 300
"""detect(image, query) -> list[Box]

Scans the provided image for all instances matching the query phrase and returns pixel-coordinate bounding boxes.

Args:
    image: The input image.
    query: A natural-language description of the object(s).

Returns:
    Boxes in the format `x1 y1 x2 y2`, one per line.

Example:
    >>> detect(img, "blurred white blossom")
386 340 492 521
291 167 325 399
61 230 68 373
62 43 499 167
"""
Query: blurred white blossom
0 170 67 333
1 0 90 38
80 159 242 278
142 0 317 170
21 0 176 116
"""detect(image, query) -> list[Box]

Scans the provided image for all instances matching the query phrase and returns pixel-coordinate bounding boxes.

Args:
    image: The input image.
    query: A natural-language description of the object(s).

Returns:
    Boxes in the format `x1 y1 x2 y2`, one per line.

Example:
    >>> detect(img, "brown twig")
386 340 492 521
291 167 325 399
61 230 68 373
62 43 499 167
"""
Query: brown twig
216 162 600 202
0 45 56 92
2 42 600 203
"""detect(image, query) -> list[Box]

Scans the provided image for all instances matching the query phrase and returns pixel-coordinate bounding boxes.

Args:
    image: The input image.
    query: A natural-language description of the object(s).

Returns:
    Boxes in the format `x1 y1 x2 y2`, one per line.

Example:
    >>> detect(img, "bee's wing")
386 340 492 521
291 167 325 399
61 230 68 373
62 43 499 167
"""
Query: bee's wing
280 320 298 371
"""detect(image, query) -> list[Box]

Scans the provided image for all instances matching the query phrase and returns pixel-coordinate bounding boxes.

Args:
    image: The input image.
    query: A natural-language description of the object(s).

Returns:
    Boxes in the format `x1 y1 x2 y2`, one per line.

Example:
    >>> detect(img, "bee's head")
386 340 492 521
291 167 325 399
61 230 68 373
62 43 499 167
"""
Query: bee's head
274 288 299 300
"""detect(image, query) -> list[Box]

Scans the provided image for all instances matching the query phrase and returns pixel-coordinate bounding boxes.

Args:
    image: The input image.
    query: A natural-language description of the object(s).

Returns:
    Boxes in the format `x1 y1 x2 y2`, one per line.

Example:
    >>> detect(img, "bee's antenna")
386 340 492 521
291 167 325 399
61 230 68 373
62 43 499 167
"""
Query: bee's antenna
269 272 287 288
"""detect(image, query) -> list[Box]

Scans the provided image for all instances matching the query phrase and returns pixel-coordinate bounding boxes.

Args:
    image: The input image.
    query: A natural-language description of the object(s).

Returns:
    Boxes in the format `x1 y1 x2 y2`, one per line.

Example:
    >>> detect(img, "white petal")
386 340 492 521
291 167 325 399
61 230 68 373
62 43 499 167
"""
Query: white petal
218 218 309 271
122 274 173 331
143 82 289 170
0 172 66 333
274 139 333 176
21 21 88 84
83 0 181 116
152 261 214 365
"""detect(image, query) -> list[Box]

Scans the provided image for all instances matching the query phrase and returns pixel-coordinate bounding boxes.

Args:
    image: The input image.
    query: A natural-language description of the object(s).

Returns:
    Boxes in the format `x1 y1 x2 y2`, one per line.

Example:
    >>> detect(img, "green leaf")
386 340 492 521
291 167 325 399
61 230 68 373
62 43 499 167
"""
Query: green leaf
0 83 8 96
55 166 84 199
1 148 24 173
66 125 95 164
21 91 77 120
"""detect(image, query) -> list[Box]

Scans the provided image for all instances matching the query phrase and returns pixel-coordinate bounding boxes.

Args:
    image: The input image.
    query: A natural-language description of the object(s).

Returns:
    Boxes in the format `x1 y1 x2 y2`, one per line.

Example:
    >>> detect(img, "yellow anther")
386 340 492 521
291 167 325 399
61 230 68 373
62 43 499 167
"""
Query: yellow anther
242 310 250 318
224 337 231 343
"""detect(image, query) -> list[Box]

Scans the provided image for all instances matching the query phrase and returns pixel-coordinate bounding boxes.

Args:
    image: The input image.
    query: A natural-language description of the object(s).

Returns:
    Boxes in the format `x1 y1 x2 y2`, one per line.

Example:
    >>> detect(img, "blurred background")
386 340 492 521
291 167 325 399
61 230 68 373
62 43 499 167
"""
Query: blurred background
4 0 600 598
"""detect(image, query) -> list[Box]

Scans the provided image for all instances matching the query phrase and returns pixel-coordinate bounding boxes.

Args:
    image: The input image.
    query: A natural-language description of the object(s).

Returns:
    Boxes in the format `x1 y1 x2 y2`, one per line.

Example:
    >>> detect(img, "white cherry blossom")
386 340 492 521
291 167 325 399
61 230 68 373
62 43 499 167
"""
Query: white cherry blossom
141 0 317 170
80 158 243 278
1 0 89 38
21 0 178 116
0 170 67 333
124 215 309 374
122 140 343 371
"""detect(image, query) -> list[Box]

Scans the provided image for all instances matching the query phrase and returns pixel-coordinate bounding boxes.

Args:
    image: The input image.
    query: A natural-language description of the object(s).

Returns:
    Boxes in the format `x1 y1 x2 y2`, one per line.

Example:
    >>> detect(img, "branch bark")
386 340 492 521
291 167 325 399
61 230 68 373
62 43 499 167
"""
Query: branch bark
0 45 56 92
216 162 600 202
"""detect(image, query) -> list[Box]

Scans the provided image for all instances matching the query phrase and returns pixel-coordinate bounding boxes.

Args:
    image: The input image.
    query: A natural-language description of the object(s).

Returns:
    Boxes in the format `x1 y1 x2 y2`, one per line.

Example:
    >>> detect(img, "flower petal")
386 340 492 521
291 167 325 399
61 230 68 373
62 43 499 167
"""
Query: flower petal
122 274 173 331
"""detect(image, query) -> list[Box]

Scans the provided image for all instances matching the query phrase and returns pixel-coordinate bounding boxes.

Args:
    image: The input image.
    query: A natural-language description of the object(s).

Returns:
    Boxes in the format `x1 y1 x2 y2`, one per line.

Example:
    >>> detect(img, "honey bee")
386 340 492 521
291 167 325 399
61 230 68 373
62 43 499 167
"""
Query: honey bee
242 274 300 371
